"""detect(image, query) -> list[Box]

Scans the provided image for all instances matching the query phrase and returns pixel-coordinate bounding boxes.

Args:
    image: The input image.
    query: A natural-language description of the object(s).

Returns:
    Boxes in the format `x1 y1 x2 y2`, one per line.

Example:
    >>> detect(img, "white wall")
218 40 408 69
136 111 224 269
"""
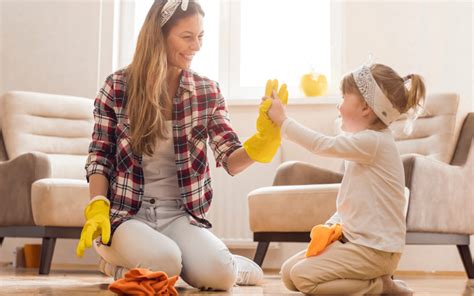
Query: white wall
0 0 114 266
0 0 108 98
342 1 473 129
0 1 3 94
0 0 472 273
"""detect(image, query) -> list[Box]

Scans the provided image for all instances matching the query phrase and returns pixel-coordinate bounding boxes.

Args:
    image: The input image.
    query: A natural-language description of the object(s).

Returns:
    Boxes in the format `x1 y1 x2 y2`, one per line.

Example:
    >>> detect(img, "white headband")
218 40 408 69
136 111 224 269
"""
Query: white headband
160 0 190 27
352 66 401 126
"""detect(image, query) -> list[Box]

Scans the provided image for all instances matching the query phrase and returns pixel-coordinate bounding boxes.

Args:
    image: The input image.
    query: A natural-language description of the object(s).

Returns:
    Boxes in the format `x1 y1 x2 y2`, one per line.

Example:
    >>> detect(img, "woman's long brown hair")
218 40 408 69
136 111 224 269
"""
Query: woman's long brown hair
125 0 204 156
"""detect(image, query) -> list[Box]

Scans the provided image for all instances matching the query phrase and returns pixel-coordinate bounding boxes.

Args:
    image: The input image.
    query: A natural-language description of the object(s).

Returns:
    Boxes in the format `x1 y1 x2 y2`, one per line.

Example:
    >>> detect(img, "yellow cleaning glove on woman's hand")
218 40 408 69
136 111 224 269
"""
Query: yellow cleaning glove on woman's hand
243 79 288 163
305 224 342 257
76 198 111 257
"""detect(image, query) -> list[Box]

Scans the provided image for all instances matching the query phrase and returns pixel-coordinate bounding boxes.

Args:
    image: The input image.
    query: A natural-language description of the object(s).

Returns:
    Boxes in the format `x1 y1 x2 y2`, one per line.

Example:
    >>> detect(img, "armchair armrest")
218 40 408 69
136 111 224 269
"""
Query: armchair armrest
273 161 343 186
0 152 51 226
248 184 340 232
404 154 473 234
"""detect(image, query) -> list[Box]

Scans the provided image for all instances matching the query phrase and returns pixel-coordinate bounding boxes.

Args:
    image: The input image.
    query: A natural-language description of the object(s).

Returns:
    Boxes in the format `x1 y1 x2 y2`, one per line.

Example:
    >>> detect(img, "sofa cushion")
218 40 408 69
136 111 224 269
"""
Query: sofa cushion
390 93 459 163
1 91 93 179
48 154 88 179
248 184 340 232
248 184 409 233
31 178 90 227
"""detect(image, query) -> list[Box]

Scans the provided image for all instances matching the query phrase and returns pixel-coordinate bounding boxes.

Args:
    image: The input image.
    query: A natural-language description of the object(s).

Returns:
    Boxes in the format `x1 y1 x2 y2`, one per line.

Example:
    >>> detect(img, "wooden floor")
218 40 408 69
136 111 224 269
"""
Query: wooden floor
0 264 472 295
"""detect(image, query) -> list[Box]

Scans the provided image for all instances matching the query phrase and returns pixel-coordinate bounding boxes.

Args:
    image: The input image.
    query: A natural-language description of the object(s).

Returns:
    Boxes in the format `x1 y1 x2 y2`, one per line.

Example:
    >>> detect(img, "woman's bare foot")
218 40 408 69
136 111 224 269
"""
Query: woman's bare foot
381 275 413 295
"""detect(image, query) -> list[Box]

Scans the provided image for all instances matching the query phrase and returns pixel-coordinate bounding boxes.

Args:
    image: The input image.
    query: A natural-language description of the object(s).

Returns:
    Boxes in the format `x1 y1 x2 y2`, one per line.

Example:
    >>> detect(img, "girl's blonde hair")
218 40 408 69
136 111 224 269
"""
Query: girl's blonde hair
125 1 204 156
341 64 426 129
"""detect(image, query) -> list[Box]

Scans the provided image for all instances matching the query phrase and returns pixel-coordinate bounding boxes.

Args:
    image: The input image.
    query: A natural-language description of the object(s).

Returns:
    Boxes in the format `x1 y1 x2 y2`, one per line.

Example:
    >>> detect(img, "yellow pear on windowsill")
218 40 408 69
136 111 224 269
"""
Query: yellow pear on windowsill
300 72 328 97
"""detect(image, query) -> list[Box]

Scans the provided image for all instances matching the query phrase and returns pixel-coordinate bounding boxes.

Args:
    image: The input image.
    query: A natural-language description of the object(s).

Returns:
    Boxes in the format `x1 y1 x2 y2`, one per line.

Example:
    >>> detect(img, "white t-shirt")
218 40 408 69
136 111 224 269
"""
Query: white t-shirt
281 117 407 253
142 121 181 200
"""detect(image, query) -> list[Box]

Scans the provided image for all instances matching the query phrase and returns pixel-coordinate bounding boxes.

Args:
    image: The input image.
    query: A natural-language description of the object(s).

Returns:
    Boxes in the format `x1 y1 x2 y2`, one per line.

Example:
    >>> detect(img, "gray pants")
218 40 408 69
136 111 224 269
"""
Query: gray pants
94 197 238 290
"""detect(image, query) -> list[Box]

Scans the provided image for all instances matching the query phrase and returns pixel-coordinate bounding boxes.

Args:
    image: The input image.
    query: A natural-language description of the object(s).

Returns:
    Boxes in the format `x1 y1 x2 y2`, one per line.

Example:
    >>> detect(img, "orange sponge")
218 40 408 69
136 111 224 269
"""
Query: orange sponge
305 224 342 257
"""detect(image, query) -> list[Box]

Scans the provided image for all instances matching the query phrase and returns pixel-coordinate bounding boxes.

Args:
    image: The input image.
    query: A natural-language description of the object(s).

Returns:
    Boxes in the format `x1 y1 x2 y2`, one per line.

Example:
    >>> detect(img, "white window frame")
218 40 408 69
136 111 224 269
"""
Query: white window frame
111 0 139 72
222 0 344 100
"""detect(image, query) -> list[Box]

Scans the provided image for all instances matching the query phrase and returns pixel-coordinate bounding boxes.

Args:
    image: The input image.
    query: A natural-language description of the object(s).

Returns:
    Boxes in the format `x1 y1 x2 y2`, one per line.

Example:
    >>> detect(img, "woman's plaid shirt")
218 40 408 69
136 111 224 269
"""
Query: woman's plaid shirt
85 69 242 237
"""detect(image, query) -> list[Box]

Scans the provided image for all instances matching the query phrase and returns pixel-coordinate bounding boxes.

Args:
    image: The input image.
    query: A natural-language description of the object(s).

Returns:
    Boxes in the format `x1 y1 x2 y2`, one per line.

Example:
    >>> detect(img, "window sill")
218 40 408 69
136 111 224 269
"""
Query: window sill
227 96 340 106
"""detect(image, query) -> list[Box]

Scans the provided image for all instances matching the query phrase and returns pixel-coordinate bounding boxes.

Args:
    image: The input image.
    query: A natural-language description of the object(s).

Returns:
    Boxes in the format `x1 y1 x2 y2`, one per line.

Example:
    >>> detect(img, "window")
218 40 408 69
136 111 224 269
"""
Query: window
230 0 335 99
123 0 341 100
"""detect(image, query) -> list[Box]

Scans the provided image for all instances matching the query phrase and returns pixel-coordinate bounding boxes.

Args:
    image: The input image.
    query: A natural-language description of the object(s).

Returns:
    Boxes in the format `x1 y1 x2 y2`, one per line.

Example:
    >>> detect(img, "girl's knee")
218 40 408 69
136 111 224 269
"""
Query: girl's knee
280 261 298 291
290 264 318 294
280 259 292 278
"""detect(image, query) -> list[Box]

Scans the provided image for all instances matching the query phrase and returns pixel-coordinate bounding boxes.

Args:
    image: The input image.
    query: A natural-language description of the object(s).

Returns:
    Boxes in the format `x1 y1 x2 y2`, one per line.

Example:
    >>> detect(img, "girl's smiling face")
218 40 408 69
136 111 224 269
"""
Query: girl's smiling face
338 92 372 133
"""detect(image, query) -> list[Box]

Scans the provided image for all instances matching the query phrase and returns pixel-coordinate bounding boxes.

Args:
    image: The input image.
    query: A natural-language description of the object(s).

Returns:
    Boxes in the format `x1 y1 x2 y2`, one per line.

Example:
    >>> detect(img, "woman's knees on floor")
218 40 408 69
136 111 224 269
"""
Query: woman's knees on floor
183 251 237 291
136 244 183 277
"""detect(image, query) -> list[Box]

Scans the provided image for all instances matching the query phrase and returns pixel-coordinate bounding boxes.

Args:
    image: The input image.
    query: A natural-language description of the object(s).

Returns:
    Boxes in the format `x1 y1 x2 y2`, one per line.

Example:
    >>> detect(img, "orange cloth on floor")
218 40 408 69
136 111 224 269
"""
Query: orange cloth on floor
305 224 342 257
108 268 179 296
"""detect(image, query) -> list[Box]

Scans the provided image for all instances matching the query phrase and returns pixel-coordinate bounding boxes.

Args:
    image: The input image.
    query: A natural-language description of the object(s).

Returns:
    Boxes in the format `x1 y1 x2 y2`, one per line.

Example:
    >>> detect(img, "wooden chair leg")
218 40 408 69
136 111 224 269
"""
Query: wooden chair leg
39 237 57 275
457 245 474 279
253 241 270 267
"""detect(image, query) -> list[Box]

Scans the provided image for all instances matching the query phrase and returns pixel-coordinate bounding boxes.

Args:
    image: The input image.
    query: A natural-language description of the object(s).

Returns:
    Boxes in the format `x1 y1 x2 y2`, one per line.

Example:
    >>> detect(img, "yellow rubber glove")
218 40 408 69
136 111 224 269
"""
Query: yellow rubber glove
305 224 342 257
243 79 288 163
76 199 111 257
257 79 288 133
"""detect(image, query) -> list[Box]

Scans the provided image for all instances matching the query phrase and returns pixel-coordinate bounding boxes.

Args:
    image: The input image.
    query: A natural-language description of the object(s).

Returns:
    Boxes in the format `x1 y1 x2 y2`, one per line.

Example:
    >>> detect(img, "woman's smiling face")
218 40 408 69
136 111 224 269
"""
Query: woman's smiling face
165 13 204 70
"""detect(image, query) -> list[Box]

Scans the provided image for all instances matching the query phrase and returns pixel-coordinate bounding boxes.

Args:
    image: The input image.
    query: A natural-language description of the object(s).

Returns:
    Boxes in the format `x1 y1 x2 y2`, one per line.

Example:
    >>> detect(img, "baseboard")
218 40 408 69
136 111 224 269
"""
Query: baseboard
226 240 281 250
50 263 99 270
394 270 467 277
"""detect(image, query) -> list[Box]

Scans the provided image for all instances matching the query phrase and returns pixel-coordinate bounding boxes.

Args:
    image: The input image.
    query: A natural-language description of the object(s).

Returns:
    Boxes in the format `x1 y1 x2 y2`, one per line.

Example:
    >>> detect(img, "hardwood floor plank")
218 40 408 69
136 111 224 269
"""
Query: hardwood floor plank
0 265 472 295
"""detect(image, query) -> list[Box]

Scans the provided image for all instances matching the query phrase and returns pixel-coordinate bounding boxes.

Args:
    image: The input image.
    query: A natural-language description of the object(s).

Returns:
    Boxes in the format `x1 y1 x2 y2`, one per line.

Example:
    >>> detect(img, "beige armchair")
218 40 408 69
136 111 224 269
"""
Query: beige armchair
248 94 474 279
401 112 473 278
0 91 92 274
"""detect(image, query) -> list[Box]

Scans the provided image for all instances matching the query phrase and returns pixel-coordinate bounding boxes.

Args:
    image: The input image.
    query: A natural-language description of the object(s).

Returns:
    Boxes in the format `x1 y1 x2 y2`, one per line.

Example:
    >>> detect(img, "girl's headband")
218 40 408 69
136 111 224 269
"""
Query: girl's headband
352 66 401 126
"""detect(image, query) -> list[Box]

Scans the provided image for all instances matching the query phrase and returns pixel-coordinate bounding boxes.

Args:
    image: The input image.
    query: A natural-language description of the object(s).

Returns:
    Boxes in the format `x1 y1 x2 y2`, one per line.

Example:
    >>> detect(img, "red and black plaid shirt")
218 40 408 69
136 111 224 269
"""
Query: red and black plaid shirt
85 69 241 237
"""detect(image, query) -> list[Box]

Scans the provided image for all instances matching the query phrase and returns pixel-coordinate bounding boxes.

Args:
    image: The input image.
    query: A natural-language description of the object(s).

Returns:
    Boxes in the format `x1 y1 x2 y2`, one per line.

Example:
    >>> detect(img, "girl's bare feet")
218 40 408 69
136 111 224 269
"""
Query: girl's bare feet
381 275 413 295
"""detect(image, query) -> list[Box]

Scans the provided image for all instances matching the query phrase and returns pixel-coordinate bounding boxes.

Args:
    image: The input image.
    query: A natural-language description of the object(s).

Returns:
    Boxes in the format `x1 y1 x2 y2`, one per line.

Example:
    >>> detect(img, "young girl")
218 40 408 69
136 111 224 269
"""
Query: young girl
267 64 425 295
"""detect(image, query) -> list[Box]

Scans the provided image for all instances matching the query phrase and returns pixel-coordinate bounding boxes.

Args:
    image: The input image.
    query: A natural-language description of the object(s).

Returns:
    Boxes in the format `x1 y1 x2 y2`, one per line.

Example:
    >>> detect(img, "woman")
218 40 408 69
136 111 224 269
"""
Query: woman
75 0 280 291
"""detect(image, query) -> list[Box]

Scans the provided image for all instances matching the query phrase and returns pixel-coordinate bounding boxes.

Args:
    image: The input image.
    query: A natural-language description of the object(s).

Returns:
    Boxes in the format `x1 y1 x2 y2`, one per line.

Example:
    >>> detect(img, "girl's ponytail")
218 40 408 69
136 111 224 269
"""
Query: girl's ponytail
404 74 426 113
